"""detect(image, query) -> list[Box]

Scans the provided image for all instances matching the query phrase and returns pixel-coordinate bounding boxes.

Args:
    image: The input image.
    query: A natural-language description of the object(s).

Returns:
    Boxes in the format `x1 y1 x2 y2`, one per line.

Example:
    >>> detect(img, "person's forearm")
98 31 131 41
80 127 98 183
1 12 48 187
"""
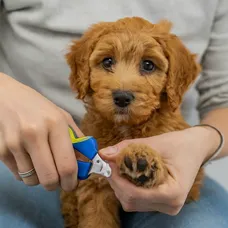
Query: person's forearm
201 108 228 159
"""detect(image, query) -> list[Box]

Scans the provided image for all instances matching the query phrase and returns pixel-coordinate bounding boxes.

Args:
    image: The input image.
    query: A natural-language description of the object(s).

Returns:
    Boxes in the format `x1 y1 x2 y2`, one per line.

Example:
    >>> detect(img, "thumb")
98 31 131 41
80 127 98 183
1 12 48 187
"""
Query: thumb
99 145 119 161
99 140 131 161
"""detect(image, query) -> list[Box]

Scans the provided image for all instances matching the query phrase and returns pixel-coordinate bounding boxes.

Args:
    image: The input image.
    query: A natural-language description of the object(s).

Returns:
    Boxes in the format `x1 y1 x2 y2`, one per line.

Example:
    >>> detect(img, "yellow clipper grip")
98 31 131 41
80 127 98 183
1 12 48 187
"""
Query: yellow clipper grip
68 127 89 144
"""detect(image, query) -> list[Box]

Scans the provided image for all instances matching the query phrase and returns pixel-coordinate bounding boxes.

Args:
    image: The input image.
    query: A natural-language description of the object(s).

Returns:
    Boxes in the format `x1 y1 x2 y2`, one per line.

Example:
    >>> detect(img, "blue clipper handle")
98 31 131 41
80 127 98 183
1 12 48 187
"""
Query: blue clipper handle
72 136 98 160
77 160 92 180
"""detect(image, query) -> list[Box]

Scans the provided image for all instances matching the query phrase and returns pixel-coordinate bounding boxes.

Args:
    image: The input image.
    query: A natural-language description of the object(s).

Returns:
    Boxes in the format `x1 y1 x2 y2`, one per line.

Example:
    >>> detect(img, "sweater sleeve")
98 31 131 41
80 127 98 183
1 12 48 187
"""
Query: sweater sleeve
196 0 228 119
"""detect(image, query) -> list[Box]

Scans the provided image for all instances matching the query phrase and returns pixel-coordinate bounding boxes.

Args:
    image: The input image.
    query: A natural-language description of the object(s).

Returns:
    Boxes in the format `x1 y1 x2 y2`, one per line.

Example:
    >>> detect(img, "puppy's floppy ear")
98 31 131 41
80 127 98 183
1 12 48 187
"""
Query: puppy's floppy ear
155 34 201 111
153 19 172 34
65 22 111 99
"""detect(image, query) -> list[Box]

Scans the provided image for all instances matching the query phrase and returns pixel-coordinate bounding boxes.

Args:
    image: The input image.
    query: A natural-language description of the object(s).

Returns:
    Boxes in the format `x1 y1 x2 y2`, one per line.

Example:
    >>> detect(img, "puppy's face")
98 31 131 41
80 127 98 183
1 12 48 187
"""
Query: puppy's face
66 17 200 125
89 32 168 124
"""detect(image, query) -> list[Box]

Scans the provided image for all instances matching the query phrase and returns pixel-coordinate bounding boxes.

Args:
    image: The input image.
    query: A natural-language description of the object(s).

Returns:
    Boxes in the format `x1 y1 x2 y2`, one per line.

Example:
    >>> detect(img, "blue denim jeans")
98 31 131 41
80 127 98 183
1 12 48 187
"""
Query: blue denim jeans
1 162 228 228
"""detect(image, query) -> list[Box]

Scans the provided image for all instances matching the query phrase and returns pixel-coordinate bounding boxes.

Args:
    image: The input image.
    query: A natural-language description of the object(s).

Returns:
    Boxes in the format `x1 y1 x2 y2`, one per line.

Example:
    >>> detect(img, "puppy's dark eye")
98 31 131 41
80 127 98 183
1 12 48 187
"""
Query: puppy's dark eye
102 58 114 70
140 60 156 73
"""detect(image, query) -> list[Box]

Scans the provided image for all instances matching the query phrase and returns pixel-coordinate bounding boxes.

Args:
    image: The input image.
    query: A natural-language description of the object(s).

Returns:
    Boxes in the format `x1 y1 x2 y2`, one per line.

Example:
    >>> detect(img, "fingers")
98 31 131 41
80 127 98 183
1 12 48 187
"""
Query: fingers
48 119 78 191
1 121 59 189
20 113 78 191
0 152 21 180
3 123 40 186
5 128 39 185
13 148 39 185
0 76 82 191
117 191 182 215
25 134 60 191
3 123 77 191
1 106 80 191
0 128 36 183
0 124 36 183
109 162 178 203
108 163 184 215
0 131 20 178
115 185 179 214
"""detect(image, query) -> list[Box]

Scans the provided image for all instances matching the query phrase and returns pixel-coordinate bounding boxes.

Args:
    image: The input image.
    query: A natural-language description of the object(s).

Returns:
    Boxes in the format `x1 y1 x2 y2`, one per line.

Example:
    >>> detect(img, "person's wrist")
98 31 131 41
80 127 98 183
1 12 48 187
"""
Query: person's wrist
191 125 221 165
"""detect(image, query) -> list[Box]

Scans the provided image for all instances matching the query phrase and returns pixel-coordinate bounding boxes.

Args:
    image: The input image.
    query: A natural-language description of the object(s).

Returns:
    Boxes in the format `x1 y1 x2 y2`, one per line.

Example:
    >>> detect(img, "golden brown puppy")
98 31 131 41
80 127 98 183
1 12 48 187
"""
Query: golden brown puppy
61 17 203 228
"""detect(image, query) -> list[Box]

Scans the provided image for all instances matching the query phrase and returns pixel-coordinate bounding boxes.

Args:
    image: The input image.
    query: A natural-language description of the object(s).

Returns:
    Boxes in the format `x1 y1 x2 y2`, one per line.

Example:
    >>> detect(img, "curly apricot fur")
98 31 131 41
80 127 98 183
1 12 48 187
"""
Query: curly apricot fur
61 17 202 228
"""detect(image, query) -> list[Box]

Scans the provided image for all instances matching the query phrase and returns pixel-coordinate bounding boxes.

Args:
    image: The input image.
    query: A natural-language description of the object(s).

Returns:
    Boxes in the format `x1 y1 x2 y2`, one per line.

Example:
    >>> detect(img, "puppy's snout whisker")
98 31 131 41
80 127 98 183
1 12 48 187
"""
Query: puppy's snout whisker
112 90 135 108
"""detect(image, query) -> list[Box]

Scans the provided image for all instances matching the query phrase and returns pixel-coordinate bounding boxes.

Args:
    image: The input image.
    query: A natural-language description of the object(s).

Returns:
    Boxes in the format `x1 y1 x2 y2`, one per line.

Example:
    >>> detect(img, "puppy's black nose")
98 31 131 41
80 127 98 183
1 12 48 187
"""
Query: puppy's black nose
112 90 135 108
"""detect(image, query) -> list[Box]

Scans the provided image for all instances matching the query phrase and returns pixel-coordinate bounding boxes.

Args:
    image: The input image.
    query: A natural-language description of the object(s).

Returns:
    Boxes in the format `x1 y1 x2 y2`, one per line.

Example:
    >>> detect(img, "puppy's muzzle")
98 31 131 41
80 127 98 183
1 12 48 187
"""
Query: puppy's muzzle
112 90 135 108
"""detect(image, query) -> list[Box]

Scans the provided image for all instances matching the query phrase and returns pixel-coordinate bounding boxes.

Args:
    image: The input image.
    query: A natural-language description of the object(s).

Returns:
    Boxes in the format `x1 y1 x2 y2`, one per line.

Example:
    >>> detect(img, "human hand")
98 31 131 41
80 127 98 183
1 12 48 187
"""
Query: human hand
100 126 220 215
0 73 83 191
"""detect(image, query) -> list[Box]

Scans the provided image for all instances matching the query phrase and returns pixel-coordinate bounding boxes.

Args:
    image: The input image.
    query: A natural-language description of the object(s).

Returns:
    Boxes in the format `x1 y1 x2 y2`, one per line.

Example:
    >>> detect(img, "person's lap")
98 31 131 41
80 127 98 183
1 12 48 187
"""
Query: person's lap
0 163 64 228
1 162 228 228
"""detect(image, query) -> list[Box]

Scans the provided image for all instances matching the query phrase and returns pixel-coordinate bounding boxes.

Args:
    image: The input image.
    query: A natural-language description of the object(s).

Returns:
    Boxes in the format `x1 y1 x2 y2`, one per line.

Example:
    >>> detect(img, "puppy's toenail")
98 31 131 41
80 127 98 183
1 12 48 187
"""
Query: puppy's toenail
124 156 133 171
137 175 149 184
137 158 148 171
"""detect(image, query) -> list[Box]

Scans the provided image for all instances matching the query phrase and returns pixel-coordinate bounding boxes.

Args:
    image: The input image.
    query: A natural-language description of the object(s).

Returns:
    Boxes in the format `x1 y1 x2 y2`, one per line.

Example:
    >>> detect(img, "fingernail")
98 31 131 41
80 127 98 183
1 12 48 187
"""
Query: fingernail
100 146 118 156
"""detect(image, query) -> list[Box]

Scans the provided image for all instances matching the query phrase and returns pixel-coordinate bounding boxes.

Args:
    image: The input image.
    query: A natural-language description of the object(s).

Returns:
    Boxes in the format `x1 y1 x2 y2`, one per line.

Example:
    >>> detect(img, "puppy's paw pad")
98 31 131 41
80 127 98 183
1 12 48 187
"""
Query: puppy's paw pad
117 143 166 188
124 156 133 171
137 158 148 171
137 174 150 184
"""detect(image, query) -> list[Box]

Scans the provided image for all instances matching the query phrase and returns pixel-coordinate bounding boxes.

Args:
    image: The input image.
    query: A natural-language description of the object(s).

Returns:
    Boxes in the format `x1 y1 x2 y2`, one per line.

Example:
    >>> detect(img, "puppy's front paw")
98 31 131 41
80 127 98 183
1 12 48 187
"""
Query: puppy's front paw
116 143 167 188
